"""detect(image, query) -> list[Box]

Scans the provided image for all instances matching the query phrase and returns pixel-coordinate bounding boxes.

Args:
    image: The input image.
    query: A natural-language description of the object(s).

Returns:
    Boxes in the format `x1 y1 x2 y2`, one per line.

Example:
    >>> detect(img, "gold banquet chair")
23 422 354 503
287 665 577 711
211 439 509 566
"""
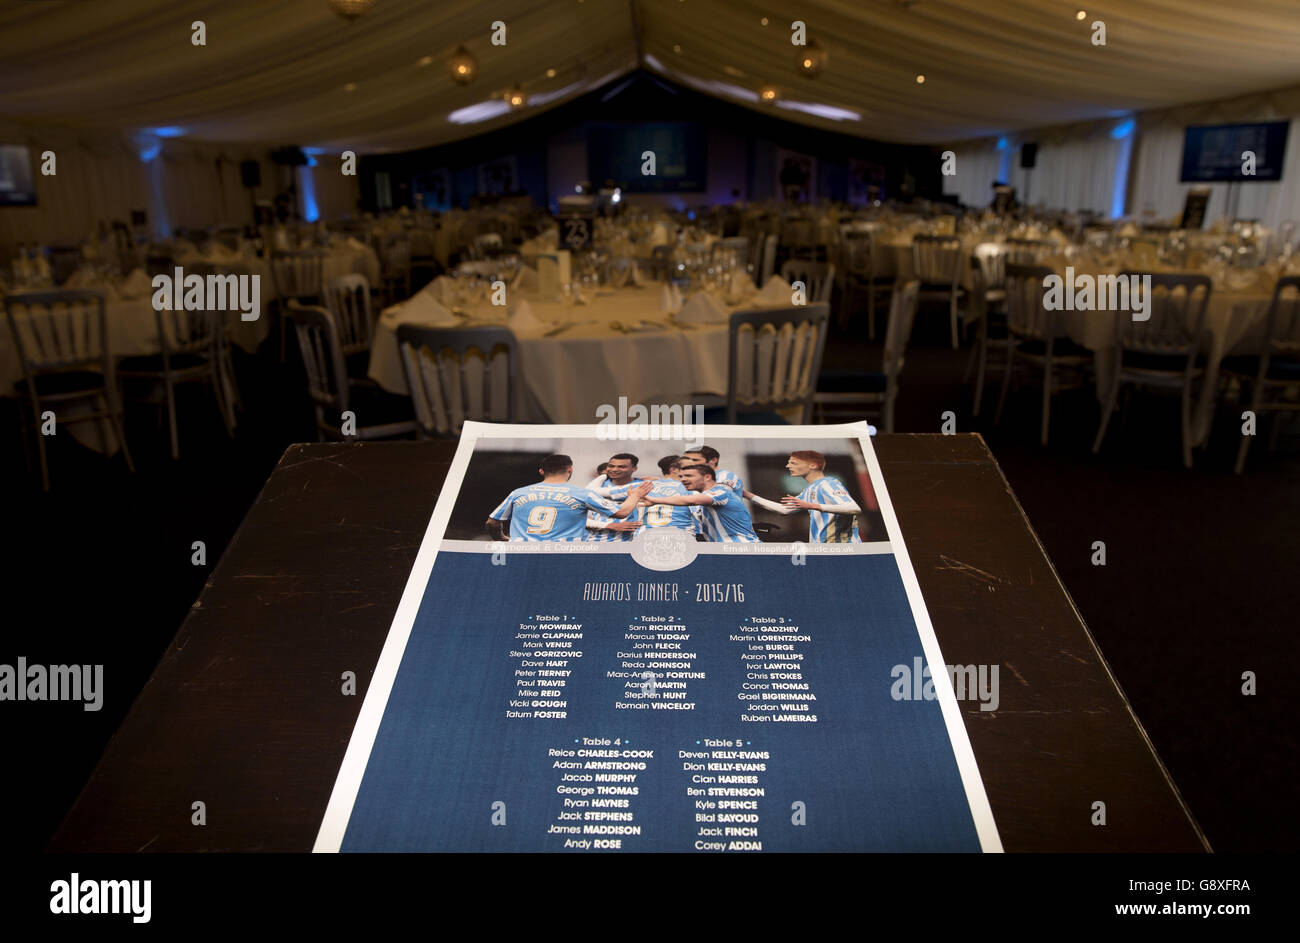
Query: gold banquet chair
285 301 417 441
1092 272 1211 468
4 290 134 489
396 325 517 437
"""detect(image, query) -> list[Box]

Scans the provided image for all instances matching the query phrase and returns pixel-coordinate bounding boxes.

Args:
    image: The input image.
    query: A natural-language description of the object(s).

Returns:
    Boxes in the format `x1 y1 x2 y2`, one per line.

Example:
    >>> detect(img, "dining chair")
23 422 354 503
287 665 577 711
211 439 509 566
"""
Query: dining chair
758 233 779 284
912 234 965 348
720 302 830 424
994 263 1093 445
4 290 134 489
838 228 892 339
396 324 517 437
650 245 675 282
116 291 234 461
966 243 1010 416
813 281 920 431
322 273 375 379
712 236 749 270
1220 275 1300 473
780 259 836 305
271 249 325 363
471 233 504 260
377 234 412 306
1091 272 1211 468
285 301 418 441
1005 238 1056 264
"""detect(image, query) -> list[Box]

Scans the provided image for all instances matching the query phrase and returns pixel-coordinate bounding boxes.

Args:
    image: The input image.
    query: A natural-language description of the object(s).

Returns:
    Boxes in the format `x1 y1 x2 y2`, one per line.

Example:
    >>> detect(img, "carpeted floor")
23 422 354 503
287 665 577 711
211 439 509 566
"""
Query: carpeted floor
2 298 1295 852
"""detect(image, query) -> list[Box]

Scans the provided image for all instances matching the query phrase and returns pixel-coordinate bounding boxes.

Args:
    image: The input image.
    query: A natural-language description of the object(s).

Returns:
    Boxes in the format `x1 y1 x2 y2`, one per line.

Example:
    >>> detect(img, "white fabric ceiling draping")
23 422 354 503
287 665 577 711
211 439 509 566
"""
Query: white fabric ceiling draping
2 1 1300 150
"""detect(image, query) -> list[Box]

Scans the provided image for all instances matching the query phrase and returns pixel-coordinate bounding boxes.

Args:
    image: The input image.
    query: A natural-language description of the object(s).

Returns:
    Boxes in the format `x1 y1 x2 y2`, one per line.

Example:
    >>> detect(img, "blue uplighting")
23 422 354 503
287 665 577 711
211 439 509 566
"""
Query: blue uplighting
996 136 1008 151
298 165 320 222
146 126 187 138
1110 122 1136 218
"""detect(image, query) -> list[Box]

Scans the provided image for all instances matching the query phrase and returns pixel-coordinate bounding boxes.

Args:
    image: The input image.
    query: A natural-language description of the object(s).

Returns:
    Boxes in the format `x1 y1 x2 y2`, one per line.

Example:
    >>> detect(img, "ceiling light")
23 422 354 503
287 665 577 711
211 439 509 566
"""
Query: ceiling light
673 44 682 53
343 82 357 92
761 17 769 25
546 68 557 78
915 73 926 84
1076 10 1087 20
759 85 779 104
506 85 527 108
450 46 478 85
796 40 825 78
418 55 433 67
328 0 376 20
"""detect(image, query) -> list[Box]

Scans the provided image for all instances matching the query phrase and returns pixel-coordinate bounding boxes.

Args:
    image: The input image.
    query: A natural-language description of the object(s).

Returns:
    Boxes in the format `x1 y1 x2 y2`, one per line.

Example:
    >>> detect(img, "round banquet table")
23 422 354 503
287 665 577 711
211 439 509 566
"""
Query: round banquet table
367 284 804 425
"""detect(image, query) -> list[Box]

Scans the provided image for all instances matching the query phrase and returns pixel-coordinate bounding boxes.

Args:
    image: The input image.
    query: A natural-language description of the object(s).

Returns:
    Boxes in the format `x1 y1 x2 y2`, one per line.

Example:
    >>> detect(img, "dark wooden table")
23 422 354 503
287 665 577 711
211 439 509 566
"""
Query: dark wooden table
48 435 1209 853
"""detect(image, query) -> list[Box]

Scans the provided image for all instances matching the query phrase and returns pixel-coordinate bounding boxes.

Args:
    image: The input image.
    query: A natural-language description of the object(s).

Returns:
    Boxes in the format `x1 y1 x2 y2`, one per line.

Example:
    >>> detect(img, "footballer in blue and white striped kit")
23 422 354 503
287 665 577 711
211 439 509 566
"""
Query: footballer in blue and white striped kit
749 450 863 543
487 454 650 542
644 463 760 542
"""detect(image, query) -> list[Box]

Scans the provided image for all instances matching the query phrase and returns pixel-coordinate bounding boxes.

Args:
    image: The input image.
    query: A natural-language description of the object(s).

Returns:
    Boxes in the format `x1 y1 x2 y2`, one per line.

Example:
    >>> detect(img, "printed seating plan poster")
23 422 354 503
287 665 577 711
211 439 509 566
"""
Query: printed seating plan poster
314 422 1002 853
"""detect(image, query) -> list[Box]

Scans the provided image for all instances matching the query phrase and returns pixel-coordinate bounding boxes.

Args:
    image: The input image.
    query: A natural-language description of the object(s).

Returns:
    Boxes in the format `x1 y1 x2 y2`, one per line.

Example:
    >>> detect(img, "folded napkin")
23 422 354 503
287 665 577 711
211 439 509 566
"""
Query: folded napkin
512 265 539 291
507 299 544 334
659 283 683 314
383 290 459 328
117 268 153 300
729 269 754 297
63 267 99 290
676 291 729 325
752 274 792 307
345 236 368 251
424 275 455 305
204 244 236 262
650 223 671 248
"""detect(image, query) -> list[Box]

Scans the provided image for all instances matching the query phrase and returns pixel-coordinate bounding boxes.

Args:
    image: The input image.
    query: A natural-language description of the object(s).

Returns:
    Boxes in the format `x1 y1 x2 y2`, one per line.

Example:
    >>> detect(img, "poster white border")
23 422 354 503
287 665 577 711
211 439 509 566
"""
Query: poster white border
313 421 1003 853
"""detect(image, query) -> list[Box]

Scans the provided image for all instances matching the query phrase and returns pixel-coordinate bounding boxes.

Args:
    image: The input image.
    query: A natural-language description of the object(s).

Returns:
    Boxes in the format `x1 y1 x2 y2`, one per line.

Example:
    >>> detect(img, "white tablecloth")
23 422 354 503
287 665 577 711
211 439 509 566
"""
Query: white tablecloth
369 286 747 423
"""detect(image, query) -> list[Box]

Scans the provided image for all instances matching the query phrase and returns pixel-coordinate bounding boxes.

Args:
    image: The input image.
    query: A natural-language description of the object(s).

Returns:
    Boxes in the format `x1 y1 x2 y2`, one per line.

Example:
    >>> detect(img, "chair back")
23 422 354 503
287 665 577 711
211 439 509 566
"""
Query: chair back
1264 275 1300 358
758 233 779 284
1005 238 1055 264
972 242 1007 291
271 250 325 301
4 290 109 376
285 301 348 412
780 260 835 304
1003 263 1055 339
472 233 503 259
111 221 139 272
650 245 674 282
911 235 961 285
841 230 876 277
712 236 749 269
396 324 516 435
378 234 412 273
882 281 921 381
323 274 374 355
157 261 230 359
1115 271 1211 355
727 302 830 423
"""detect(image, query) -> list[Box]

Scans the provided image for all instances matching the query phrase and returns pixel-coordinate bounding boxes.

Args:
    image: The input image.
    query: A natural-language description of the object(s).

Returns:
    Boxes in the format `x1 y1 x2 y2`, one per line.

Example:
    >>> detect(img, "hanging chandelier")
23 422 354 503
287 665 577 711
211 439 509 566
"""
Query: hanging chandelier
796 40 826 78
450 46 478 85
328 0 377 20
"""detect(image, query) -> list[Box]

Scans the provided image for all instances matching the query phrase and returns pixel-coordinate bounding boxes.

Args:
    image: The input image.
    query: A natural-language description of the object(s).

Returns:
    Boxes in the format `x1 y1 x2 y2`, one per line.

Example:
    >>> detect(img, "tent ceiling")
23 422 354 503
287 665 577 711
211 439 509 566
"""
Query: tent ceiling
2 0 1299 152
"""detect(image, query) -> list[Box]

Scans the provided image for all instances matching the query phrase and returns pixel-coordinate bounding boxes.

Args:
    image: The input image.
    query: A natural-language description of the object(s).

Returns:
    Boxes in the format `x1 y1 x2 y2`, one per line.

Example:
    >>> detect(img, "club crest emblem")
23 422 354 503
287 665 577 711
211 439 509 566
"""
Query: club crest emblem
631 527 697 571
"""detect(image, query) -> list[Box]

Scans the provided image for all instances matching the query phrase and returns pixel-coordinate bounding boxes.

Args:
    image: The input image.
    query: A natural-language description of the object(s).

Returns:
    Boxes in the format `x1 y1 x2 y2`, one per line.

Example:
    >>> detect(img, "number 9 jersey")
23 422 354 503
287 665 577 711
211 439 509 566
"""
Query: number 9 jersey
489 483 622 541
